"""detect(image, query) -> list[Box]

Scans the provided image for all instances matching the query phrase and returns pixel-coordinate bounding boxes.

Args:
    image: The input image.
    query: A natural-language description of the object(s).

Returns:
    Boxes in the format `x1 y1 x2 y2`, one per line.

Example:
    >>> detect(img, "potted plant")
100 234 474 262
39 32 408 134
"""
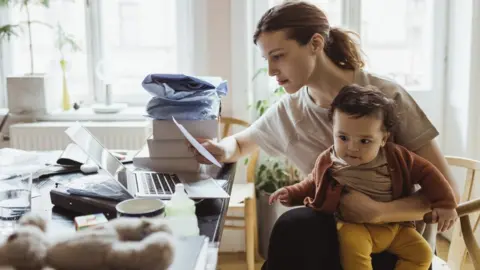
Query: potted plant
249 68 303 259
0 0 55 115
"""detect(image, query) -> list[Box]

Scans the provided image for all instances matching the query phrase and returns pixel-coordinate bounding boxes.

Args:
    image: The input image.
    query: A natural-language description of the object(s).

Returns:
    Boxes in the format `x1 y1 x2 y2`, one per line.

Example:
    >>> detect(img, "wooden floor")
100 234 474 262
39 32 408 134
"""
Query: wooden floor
437 235 474 270
217 252 264 270
217 235 472 270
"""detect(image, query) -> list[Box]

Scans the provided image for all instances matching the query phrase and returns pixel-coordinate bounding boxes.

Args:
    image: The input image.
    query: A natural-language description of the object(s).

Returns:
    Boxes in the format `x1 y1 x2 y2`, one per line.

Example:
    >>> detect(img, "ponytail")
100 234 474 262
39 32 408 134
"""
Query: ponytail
324 27 365 70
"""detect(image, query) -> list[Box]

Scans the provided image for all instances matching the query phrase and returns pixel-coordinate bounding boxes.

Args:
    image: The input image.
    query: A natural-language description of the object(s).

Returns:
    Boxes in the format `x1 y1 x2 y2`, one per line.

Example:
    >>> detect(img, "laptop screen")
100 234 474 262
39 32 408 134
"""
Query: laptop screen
64 122 135 197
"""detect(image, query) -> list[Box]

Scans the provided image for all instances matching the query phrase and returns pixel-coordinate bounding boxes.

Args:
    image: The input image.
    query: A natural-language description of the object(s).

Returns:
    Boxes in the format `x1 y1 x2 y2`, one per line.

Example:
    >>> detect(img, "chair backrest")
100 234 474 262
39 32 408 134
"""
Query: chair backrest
445 156 480 270
219 117 259 184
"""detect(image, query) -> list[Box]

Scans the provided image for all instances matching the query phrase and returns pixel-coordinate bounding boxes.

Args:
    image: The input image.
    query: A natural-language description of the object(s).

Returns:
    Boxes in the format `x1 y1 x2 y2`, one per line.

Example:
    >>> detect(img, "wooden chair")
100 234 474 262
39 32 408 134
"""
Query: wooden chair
428 156 480 269
220 117 261 270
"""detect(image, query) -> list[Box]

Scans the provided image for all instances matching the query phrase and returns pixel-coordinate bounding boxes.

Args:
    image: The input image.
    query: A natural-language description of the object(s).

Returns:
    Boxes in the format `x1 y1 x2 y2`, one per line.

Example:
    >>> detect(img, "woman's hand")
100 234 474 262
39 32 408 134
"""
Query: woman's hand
269 188 291 206
338 189 382 223
187 138 226 164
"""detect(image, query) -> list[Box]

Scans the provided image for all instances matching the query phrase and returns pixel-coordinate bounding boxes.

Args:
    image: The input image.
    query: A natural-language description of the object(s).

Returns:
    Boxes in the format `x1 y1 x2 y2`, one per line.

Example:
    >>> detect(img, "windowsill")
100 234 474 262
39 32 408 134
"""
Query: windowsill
36 106 149 122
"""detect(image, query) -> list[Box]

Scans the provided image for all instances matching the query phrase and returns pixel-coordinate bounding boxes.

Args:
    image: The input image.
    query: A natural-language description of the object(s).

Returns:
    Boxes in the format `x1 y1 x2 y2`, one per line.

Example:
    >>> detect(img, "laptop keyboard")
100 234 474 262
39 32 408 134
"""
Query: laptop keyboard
140 173 181 195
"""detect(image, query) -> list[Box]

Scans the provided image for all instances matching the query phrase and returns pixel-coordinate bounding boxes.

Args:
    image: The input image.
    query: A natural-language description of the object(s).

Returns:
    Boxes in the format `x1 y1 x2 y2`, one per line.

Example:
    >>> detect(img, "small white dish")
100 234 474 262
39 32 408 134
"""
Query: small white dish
91 103 128 114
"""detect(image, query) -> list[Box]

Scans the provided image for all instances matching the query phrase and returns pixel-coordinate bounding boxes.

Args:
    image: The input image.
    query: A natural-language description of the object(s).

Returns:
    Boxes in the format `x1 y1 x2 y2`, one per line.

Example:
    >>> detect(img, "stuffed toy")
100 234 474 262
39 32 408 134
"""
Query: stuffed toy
0 213 175 270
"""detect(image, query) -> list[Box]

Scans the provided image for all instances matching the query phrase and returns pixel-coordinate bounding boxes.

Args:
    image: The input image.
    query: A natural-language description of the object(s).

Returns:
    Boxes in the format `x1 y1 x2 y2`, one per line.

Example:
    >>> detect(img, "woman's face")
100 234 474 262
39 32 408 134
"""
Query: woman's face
256 30 317 94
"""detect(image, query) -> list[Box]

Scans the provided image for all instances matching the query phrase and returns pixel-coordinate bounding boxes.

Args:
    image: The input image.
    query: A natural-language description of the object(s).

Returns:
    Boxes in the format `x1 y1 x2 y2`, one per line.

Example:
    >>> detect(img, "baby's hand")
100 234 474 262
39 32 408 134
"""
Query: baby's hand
269 188 290 206
432 208 458 232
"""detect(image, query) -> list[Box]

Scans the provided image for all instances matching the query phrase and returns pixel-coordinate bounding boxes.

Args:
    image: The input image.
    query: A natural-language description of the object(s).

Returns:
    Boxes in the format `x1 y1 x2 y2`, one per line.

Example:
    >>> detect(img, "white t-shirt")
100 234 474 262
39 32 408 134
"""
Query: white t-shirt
249 69 439 176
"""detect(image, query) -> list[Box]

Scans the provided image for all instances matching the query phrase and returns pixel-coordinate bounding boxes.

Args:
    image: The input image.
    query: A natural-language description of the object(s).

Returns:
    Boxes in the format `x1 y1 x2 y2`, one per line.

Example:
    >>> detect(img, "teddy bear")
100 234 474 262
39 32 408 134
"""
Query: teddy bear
0 213 176 270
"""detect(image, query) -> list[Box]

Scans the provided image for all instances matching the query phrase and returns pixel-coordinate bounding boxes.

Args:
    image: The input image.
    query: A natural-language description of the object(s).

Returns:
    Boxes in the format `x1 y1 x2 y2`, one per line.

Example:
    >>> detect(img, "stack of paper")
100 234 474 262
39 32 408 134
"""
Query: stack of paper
133 117 220 173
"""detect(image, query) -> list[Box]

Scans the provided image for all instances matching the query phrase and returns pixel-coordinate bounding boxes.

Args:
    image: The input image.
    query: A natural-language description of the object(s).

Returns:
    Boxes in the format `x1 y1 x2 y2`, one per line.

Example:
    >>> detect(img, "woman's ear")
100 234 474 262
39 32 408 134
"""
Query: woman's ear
310 33 325 53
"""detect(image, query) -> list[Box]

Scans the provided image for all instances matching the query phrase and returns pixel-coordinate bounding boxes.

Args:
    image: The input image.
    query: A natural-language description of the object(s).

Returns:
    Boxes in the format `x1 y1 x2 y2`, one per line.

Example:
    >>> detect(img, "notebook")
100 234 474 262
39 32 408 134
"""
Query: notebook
50 185 119 220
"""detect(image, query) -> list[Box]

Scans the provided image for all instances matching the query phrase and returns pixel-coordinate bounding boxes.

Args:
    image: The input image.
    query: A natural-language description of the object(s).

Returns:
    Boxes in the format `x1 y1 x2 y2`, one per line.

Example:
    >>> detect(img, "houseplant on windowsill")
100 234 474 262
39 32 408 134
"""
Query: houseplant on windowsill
249 68 303 259
0 0 55 115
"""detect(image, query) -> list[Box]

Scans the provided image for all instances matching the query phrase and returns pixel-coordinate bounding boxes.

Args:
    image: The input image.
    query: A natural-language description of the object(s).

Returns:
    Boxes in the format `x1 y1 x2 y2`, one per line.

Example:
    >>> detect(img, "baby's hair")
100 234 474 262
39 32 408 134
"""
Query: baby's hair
328 84 398 132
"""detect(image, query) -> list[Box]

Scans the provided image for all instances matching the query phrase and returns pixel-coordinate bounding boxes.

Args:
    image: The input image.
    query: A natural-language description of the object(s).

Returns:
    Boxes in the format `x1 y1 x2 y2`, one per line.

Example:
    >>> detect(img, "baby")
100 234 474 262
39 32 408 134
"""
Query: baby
269 84 457 270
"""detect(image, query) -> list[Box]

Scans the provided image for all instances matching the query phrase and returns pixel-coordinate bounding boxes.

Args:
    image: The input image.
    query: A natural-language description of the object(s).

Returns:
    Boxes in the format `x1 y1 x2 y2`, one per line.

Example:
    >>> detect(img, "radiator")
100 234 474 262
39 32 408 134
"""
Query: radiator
9 121 152 151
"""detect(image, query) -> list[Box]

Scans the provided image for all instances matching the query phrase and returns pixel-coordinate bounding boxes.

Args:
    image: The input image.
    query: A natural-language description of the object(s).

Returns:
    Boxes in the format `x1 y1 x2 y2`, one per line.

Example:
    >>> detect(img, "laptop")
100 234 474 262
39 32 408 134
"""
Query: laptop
64 122 229 200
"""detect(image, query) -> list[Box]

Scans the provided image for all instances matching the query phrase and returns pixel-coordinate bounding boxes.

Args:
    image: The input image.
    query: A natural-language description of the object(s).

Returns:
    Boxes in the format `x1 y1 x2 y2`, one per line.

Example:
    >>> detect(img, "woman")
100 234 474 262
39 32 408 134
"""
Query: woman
190 2 460 269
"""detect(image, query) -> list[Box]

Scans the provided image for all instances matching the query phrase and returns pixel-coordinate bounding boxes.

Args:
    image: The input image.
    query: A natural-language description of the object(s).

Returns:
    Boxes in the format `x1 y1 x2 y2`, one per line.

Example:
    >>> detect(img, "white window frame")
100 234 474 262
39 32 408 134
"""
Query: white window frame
349 0 449 134
0 0 194 109
84 0 193 106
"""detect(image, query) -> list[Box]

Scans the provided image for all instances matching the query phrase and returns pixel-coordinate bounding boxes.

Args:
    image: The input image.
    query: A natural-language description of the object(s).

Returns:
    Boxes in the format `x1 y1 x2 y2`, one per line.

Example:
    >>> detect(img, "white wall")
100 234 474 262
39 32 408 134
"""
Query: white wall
191 0 255 123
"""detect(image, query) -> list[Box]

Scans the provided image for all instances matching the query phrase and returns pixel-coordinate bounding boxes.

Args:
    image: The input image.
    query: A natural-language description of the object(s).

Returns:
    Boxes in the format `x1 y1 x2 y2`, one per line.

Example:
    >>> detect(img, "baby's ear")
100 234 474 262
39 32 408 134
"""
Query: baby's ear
381 132 390 146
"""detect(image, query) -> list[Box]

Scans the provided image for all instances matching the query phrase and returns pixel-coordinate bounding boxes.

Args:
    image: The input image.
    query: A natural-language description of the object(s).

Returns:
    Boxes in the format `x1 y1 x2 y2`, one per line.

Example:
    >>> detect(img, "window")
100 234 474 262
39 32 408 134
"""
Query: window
10 1 88 103
262 0 445 93
360 0 435 90
9 0 89 102
98 0 179 104
1 0 187 108
269 0 342 26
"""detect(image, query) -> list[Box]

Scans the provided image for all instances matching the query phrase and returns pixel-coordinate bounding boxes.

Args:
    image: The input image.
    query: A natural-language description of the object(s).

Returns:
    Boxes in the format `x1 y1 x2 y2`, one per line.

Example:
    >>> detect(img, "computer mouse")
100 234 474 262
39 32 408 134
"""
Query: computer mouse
80 164 99 174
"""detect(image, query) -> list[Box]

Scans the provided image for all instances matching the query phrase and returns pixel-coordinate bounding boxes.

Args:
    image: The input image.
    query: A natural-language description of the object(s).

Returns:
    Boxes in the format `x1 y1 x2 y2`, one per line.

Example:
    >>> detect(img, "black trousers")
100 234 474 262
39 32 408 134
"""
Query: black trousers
261 207 398 270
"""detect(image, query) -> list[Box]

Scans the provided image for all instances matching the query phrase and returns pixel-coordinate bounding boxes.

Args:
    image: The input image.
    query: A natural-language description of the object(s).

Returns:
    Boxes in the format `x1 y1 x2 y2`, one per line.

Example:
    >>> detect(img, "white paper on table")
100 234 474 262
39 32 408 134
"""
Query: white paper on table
172 117 222 168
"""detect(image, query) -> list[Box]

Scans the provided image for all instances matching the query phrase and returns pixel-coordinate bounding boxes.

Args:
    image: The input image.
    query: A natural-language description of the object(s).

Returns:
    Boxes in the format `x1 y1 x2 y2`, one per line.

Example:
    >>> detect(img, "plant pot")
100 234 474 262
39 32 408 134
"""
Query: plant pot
6 74 60 115
257 190 298 260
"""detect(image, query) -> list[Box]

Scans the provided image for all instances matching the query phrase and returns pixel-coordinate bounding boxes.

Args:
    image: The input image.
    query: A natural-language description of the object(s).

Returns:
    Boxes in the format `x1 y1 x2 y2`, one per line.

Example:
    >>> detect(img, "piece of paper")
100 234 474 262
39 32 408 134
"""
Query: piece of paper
172 117 222 168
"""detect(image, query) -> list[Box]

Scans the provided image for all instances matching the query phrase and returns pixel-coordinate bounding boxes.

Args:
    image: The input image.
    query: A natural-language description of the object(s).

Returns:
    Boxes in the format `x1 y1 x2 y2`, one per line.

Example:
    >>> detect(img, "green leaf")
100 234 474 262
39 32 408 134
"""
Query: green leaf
56 23 81 52
243 158 249 165
40 0 49 8
0 0 10 7
20 0 50 7
252 67 267 81
255 100 262 110
259 107 265 116
28 20 52 28
274 86 286 96
0 24 21 42
275 169 283 179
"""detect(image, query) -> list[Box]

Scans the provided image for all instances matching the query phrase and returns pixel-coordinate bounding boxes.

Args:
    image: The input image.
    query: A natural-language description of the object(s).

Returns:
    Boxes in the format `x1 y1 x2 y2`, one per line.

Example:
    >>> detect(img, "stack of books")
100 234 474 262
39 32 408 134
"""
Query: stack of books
133 118 219 173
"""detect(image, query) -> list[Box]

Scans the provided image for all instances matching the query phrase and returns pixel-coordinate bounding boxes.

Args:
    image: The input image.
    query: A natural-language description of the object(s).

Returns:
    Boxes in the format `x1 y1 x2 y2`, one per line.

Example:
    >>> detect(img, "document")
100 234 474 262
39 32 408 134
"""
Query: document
172 117 222 167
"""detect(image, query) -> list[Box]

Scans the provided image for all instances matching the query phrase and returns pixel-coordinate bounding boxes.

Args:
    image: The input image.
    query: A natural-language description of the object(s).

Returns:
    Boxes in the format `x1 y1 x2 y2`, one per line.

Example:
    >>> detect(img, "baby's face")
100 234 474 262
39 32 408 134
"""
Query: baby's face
332 111 388 166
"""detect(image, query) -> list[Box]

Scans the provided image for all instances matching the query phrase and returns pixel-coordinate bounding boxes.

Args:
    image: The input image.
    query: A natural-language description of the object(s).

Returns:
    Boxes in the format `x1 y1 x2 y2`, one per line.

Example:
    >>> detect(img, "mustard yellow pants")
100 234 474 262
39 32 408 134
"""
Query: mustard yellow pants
336 221 432 270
